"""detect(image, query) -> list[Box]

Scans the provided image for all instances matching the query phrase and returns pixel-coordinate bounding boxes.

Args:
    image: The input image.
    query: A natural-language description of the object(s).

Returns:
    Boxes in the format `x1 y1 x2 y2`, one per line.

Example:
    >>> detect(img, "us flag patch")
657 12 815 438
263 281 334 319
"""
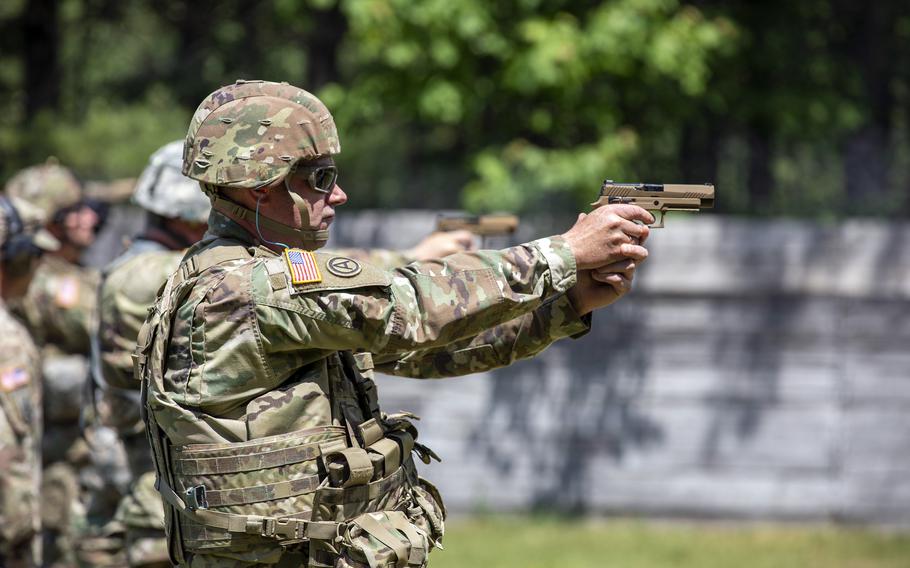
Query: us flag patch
0 367 29 392
284 248 322 285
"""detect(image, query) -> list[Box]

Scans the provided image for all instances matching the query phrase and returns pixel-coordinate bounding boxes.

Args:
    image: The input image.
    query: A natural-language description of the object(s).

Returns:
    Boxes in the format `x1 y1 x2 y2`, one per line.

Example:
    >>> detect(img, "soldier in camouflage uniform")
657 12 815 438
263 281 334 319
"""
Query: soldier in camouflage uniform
97 141 475 568
5 161 107 566
0 195 61 567
5 161 101 352
137 80 651 567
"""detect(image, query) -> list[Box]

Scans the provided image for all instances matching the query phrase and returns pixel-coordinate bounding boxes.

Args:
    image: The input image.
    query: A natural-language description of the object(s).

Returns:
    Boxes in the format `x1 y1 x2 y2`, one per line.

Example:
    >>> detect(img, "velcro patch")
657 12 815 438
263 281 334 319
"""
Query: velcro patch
0 367 29 392
326 256 362 278
284 248 322 285
290 253 392 294
55 276 80 308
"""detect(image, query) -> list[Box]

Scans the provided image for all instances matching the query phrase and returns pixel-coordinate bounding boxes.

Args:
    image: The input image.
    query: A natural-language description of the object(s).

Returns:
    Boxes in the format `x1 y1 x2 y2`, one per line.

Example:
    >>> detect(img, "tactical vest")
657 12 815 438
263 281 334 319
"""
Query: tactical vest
134 243 446 567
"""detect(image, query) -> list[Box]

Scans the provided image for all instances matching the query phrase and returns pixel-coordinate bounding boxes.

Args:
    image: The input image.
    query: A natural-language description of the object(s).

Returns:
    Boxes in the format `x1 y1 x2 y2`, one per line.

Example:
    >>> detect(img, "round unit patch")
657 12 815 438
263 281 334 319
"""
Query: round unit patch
326 256 362 278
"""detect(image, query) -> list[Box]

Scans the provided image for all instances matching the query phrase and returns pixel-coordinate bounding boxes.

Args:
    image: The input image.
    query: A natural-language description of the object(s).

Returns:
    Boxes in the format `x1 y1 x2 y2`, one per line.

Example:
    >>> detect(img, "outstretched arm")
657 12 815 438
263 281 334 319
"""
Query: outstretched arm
374 292 590 378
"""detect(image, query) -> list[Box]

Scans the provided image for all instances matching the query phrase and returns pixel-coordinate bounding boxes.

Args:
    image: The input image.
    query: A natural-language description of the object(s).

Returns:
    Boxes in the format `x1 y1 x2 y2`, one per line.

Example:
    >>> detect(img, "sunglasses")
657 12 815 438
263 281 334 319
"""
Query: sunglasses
296 164 338 194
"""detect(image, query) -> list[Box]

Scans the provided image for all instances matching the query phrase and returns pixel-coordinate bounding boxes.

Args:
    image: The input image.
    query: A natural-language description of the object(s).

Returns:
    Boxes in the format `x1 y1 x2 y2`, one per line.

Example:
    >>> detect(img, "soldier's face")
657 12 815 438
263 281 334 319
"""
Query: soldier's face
284 158 348 232
62 205 99 248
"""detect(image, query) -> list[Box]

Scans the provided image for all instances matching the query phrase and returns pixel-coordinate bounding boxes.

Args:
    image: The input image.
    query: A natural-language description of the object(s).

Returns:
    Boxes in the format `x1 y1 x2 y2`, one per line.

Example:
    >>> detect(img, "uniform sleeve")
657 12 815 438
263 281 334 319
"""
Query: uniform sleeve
97 253 180 390
96 275 143 390
373 292 591 378
252 237 578 359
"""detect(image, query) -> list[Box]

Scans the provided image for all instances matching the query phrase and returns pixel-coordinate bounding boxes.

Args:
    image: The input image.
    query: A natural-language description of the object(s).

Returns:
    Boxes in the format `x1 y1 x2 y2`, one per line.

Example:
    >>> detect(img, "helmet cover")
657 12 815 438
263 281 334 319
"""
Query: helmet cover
0 195 60 260
183 80 341 190
4 160 82 219
133 140 211 223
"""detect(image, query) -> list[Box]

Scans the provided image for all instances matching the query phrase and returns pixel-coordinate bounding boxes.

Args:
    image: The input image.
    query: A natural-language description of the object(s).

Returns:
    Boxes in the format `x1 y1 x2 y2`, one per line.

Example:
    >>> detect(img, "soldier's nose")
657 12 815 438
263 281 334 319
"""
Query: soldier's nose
328 184 347 206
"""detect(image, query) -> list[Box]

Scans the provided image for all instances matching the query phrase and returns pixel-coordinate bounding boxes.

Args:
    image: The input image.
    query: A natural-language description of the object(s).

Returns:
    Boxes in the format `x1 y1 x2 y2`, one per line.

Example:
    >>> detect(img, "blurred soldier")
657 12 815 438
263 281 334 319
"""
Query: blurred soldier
334 231 475 266
138 80 650 567
95 140 212 568
5 160 103 352
0 195 61 567
4 160 108 566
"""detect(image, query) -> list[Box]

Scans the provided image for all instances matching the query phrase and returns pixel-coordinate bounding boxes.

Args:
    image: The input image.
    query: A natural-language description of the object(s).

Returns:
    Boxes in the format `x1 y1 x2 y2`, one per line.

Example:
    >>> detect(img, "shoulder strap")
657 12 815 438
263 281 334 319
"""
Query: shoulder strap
135 264 202 565
178 243 252 284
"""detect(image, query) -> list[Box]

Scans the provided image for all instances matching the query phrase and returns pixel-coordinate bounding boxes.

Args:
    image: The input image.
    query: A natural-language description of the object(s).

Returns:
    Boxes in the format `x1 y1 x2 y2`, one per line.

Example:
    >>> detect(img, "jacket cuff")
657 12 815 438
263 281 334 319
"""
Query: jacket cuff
539 292 592 341
530 236 577 294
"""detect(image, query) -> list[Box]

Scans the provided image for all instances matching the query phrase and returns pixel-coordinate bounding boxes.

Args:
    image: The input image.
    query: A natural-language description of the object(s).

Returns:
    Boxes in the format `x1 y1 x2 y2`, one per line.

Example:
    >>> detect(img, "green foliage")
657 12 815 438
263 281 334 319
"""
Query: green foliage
41 94 189 180
329 0 736 212
3 0 909 218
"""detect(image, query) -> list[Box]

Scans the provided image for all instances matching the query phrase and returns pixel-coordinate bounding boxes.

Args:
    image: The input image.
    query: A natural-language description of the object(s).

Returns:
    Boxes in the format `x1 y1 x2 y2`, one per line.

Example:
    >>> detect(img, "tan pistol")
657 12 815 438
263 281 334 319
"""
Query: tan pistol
592 180 715 228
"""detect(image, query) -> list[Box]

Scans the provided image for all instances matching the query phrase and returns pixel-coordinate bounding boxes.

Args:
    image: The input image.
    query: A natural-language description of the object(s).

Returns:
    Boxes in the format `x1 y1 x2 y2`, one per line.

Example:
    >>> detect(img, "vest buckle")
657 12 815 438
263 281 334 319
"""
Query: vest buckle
184 485 208 511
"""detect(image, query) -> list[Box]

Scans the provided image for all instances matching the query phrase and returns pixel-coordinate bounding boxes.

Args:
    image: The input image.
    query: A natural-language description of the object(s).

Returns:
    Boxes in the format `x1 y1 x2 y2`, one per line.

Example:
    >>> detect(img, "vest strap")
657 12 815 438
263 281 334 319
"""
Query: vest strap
173 443 321 475
200 474 321 507
155 475 340 542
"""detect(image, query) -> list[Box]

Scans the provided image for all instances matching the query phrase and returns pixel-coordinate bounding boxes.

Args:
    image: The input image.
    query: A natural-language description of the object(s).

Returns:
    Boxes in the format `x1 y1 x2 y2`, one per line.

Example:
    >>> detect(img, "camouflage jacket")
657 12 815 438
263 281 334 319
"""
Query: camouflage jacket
94 235 426 442
98 240 414 395
139 210 589 563
15 255 99 355
97 239 181 393
0 302 42 561
93 238 182 439
12 255 97 431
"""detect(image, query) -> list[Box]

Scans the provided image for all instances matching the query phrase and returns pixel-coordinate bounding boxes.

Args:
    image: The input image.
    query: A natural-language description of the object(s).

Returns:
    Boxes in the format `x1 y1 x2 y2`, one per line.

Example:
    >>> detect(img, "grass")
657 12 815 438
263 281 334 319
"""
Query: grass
428 516 910 568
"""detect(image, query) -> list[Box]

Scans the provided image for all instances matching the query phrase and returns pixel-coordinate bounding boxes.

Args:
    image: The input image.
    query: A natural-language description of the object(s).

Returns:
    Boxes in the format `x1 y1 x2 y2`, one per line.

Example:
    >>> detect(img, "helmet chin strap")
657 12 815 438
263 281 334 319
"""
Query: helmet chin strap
288 191 330 247
211 190 329 250
255 194 290 250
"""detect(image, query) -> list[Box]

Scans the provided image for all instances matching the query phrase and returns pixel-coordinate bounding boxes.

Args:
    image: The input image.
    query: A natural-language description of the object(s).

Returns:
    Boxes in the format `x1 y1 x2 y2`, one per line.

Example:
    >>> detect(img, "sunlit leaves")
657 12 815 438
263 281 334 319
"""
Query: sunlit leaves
330 0 734 212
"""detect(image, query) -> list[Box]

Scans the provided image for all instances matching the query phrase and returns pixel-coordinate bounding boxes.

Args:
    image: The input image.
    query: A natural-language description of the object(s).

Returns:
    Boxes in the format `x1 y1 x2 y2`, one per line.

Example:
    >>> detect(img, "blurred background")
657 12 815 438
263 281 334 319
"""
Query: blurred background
6 0 910 218
5 0 910 566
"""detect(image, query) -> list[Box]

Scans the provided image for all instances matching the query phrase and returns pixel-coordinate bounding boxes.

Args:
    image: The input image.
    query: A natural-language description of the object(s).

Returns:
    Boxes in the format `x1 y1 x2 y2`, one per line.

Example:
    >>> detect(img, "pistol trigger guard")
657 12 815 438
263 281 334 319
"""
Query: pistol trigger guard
648 210 666 229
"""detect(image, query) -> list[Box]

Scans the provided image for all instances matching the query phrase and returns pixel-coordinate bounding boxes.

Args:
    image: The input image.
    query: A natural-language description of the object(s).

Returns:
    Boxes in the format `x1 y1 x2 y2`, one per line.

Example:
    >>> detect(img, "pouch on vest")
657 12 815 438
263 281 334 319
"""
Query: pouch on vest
316 510 429 568
409 477 446 551
170 425 346 551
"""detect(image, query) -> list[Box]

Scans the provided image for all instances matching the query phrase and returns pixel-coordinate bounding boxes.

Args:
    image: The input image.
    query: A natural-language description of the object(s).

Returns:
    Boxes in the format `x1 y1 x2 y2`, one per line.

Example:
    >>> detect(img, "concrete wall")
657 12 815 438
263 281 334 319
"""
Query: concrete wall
88 207 910 524
330 211 910 525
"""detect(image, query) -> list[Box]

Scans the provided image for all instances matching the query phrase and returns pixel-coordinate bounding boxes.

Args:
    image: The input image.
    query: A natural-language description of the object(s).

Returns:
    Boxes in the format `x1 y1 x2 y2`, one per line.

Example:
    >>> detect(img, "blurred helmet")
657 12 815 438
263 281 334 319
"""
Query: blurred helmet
0 195 60 261
183 79 341 190
4 160 82 220
133 140 211 223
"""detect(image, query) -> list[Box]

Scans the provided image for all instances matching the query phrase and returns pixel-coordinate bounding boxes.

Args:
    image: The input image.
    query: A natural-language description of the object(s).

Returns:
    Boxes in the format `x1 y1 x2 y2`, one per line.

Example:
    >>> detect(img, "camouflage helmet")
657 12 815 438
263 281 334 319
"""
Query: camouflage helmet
0 195 60 261
183 79 341 190
133 140 211 223
4 159 82 219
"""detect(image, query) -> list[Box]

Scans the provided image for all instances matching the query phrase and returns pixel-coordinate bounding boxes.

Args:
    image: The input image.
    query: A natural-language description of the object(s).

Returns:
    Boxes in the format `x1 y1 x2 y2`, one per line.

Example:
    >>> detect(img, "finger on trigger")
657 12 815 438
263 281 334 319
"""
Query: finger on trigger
619 219 649 241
